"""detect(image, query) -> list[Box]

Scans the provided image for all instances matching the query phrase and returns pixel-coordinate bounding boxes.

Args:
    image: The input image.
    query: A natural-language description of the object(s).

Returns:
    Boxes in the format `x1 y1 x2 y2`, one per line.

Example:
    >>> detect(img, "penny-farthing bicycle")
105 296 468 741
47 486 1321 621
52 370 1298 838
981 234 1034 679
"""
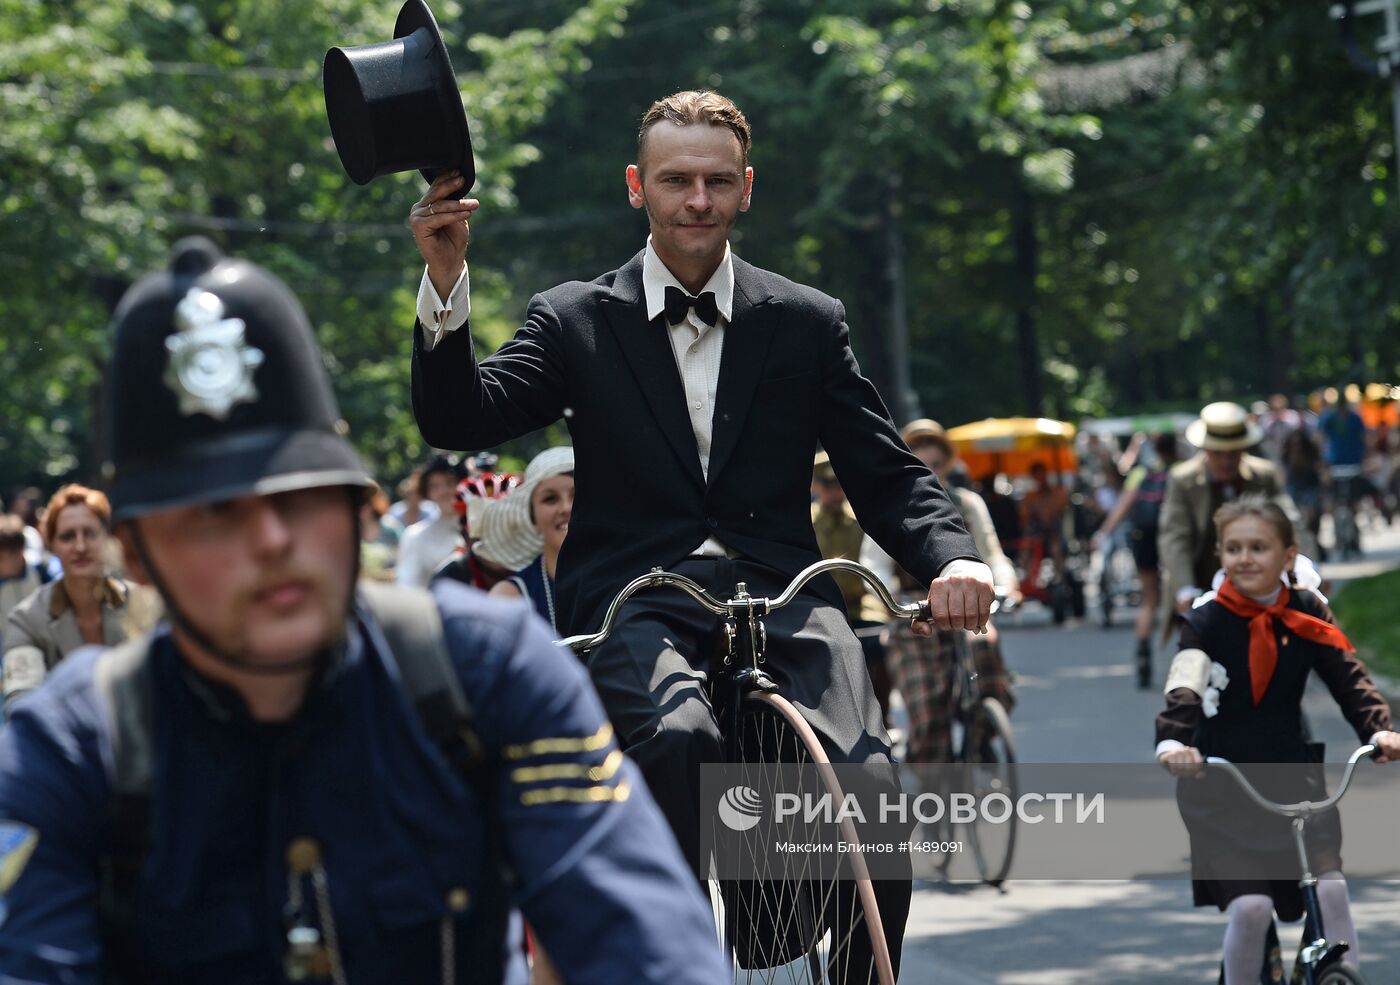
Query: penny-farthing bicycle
560 558 929 985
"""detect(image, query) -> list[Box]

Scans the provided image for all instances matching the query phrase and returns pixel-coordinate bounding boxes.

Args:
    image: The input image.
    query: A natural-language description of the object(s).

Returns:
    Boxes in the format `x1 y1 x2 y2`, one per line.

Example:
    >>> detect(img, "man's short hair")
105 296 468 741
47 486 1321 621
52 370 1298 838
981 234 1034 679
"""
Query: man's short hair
41 484 111 544
418 455 460 499
0 514 25 554
1153 432 1178 464
637 90 751 170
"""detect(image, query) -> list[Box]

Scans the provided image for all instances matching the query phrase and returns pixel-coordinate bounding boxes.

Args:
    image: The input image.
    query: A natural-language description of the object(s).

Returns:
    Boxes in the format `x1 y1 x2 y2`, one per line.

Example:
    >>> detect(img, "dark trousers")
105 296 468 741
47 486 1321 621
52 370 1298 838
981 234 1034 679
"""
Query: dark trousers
582 557 910 982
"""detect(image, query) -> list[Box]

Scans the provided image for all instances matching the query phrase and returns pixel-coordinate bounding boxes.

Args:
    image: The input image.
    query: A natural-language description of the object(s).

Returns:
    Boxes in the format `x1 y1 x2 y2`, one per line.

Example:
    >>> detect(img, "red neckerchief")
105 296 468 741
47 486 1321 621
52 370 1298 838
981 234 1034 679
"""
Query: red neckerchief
1213 579 1355 705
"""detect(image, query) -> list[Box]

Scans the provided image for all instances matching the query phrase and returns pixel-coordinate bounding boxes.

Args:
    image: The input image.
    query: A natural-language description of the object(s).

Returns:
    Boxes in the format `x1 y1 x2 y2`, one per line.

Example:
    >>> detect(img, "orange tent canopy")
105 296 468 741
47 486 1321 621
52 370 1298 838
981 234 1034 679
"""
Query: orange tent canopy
945 417 1079 479
1359 383 1398 429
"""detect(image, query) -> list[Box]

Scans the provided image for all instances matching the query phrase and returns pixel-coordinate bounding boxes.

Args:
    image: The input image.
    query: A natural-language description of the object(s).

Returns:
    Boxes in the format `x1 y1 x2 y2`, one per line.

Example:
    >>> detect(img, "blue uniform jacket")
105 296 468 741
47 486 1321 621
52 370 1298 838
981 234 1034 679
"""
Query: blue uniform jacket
0 581 726 984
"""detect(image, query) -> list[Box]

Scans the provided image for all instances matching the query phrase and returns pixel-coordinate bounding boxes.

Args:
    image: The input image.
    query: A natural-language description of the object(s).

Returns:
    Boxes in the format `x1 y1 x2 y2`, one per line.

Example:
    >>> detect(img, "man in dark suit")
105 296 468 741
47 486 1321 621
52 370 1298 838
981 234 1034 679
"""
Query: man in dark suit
407 91 992 981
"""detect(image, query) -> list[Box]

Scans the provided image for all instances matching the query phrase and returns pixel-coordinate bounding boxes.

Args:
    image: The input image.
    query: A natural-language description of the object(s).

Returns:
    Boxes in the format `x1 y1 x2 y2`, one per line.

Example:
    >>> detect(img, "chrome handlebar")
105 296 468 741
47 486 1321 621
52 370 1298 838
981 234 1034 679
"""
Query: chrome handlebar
557 557 1005 654
1203 745 1377 818
556 569 732 653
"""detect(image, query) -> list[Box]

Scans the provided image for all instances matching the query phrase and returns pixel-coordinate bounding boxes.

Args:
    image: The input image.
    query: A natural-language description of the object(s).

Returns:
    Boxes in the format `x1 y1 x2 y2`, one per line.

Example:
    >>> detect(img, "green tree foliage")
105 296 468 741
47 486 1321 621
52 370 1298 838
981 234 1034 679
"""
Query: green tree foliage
3 0 1397 493
0 0 633 493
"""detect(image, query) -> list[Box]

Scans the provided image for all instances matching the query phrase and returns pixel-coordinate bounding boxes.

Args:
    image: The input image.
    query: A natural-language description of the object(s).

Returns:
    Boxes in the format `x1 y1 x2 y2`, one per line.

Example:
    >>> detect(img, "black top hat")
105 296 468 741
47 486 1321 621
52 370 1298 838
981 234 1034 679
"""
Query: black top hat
105 239 373 523
323 0 474 187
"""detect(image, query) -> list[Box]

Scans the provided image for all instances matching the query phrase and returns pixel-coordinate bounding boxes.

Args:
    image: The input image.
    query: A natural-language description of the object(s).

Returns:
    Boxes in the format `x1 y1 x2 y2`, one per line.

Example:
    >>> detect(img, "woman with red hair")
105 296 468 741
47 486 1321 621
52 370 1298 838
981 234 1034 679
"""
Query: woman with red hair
3 484 134 712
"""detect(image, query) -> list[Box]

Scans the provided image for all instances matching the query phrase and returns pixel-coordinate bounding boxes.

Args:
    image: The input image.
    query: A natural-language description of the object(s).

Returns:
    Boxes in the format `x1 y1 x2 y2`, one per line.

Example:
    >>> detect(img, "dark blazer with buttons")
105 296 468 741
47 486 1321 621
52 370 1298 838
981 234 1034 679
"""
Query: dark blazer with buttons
412 250 980 635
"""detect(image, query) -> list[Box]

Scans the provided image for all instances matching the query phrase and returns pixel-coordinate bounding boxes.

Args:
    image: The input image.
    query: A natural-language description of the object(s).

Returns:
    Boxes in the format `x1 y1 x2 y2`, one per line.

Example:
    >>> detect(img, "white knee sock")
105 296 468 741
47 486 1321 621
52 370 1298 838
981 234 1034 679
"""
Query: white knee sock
1316 871 1360 967
1223 894 1275 985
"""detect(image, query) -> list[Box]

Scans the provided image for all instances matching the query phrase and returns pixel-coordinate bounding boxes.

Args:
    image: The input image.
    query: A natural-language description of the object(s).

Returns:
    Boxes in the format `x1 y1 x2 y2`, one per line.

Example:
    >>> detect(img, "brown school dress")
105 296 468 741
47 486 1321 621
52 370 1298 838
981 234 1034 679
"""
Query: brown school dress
1155 589 1390 920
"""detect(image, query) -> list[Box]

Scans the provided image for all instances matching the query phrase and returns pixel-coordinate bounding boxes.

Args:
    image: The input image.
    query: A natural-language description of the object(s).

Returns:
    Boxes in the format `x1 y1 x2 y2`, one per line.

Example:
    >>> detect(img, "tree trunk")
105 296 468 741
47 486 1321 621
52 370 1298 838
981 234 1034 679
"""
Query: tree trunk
1255 302 1294 397
1012 177 1043 416
884 175 916 426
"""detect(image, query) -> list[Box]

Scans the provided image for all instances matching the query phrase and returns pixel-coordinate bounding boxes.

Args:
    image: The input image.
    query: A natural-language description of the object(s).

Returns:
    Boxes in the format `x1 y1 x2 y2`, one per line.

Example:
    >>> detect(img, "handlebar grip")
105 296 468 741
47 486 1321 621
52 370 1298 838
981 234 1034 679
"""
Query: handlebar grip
911 600 932 622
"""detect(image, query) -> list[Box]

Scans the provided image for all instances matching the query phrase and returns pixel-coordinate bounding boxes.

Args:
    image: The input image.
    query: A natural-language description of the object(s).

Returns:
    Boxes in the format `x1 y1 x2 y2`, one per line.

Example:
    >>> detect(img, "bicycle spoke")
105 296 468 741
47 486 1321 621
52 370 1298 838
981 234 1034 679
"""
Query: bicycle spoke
714 697 891 985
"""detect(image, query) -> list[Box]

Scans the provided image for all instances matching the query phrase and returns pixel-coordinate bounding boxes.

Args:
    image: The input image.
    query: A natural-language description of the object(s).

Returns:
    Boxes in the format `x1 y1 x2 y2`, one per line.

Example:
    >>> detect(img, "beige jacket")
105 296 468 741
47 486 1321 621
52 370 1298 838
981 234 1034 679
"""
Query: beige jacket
3 577 132 708
1156 452 1311 616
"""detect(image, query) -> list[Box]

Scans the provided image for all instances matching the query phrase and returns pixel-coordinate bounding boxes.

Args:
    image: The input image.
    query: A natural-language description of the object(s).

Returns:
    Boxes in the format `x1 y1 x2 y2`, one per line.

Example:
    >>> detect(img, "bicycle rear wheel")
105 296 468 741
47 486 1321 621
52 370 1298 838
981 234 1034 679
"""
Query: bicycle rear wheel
1316 963 1371 985
1099 564 1114 628
712 691 896 985
960 697 1018 886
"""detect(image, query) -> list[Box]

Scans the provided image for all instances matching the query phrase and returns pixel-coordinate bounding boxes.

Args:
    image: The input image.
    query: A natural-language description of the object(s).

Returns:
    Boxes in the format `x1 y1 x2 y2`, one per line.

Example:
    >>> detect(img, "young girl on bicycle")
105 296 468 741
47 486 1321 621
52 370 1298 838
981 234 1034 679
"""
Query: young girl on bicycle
1155 497 1400 984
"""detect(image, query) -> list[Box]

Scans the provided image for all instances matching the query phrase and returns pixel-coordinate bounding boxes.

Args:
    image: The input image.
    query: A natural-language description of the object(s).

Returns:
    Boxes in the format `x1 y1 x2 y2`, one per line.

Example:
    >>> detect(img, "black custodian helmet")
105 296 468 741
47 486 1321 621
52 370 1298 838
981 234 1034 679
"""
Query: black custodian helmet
105 239 373 523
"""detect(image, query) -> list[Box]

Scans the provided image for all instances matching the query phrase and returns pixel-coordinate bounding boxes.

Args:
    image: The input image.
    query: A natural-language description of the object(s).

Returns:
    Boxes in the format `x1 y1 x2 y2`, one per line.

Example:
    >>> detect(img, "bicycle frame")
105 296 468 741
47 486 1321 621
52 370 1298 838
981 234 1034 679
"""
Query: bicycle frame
1204 745 1376 983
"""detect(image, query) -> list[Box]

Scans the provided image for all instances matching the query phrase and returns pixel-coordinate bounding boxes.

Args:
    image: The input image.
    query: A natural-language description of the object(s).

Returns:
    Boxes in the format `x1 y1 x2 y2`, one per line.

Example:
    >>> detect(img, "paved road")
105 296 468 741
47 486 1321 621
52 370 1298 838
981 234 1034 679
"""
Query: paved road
898 520 1400 984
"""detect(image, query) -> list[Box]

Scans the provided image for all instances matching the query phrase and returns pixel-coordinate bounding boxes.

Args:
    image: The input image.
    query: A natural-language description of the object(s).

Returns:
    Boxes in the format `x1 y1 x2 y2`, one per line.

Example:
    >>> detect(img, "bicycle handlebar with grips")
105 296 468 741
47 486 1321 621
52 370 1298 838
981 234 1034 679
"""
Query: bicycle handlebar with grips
558 557 1008 652
1203 745 1377 818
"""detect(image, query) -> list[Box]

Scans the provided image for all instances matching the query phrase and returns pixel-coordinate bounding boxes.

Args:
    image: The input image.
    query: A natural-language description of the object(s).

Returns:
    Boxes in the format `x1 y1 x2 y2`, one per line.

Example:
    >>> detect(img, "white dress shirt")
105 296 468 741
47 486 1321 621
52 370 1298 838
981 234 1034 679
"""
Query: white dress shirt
640 238 734 556
396 514 462 588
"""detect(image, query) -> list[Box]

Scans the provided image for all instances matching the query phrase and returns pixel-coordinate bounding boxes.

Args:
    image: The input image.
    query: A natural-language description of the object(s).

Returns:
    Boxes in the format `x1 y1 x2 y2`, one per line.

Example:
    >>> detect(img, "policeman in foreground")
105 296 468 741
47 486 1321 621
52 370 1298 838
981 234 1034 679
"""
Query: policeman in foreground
0 241 727 984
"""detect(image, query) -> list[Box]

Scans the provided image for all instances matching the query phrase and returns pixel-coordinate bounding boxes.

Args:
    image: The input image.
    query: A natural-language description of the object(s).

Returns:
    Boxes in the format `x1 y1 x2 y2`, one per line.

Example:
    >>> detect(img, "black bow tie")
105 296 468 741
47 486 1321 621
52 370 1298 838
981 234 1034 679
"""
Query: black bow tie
663 286 719 327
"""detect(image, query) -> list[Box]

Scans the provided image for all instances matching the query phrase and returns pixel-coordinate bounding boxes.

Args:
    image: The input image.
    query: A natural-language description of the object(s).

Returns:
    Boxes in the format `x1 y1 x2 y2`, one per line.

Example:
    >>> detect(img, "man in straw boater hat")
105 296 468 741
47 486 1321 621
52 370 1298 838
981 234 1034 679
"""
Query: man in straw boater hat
0 240 725 984
401 86 996 980
1157 401 1316 635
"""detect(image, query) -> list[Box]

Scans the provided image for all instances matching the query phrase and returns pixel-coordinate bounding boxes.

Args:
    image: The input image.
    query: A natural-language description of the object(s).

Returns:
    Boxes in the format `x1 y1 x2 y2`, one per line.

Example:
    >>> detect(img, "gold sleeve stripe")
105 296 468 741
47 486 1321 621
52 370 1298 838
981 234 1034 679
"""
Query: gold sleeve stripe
511 749 624 785
503 723 613 760
520 781 632 807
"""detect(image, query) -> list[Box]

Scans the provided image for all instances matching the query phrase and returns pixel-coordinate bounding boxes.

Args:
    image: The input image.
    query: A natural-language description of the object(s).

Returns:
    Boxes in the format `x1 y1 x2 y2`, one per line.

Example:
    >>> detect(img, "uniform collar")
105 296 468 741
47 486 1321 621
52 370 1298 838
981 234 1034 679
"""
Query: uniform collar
168 620 355 725
641 237 734 324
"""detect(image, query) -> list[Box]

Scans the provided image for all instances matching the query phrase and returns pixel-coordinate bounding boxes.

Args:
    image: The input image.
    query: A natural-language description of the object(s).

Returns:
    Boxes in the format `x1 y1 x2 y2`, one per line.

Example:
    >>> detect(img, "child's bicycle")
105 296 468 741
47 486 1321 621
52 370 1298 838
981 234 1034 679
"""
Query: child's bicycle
1205 745 1378 985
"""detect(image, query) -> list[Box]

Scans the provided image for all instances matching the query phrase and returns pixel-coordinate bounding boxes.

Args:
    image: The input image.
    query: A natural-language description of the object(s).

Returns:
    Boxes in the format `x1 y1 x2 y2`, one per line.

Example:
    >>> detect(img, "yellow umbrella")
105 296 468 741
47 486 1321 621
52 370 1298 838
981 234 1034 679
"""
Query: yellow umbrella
944 417 1079 478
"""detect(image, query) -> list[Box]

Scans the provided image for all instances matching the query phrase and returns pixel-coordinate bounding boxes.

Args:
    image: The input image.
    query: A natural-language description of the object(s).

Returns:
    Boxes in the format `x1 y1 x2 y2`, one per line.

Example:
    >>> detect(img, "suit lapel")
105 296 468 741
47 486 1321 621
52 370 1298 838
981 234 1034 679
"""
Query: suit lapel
50 610 82 660
601 253 706 491
707 258 778 488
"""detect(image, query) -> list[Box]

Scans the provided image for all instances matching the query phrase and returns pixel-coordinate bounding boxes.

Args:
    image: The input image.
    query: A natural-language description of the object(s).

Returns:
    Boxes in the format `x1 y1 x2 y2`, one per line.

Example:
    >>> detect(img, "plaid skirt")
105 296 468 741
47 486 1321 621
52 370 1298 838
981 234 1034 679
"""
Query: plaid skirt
887 623 1015 764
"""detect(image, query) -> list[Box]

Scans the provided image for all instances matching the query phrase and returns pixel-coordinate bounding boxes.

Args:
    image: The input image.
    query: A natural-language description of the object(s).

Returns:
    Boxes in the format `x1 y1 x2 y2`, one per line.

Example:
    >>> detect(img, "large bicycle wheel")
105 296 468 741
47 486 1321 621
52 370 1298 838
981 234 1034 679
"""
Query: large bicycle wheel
711 691 895 985
960 697 1017 886
1315 963 1372 985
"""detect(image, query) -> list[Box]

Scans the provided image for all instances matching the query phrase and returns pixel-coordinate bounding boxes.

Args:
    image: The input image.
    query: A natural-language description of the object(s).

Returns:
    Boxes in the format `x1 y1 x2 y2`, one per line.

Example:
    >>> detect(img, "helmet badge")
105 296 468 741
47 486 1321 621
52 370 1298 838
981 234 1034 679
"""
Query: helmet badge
163 288 265 420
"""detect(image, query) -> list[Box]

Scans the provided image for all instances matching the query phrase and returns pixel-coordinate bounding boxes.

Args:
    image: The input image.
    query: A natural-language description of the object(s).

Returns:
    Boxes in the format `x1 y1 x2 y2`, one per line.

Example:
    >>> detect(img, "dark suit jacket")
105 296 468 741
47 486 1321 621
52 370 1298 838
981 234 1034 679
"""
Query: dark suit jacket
412 251 980 634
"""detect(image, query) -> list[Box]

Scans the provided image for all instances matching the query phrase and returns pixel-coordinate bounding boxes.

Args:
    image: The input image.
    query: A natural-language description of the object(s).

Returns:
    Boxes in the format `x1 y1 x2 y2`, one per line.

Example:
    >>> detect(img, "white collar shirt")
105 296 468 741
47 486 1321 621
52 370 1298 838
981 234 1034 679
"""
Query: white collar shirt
643 238 734 556
641 237 733 481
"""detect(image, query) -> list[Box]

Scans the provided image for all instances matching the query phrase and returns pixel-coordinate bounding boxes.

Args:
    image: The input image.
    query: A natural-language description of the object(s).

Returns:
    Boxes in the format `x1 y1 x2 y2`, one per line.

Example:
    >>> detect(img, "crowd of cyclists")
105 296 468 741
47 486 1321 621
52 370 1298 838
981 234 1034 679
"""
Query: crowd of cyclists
3 385 1397 983
5 385 1396 752
0 68 1396 981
